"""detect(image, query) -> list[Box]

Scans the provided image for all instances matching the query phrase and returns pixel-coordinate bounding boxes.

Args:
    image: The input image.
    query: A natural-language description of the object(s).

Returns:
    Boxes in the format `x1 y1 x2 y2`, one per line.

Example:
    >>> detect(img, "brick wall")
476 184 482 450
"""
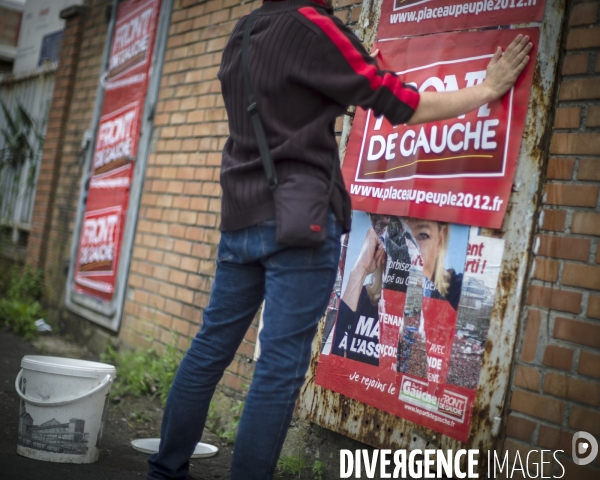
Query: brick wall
41 0 110 320
504 1 600 477
120 0 364 396
27 6 87 271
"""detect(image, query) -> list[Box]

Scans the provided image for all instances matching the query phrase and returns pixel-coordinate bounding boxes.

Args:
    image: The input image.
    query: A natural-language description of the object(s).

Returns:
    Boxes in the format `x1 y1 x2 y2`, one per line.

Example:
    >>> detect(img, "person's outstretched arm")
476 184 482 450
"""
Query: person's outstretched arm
406 35 532 125
300 7 532 126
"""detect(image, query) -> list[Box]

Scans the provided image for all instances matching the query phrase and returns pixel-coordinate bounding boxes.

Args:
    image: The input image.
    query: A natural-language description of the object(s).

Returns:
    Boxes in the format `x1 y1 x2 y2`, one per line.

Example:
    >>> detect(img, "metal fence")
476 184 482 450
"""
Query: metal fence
0 66 55 244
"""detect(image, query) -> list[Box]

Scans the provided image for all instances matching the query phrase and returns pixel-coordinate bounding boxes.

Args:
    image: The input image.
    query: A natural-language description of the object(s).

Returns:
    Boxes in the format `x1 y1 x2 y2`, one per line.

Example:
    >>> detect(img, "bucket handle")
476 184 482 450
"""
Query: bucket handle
15 370 113 407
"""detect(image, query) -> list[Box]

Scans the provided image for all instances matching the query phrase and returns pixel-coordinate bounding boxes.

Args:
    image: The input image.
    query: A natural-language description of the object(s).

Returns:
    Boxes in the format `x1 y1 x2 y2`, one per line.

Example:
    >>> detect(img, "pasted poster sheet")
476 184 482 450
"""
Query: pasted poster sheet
342 28 539 229
73 0 162 301
316 211 505 442
378 0 546 39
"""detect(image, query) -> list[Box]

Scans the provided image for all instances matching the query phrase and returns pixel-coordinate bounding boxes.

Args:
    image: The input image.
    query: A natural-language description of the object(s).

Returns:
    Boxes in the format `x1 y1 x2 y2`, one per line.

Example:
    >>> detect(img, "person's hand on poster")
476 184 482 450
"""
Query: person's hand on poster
406 34 533 125
484 35 533 99
341 228 385 312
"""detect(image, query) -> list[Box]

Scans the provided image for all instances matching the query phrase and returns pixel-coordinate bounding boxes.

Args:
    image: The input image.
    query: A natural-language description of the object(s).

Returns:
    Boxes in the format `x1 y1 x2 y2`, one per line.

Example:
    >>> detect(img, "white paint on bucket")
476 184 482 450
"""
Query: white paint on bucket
15 355 116 464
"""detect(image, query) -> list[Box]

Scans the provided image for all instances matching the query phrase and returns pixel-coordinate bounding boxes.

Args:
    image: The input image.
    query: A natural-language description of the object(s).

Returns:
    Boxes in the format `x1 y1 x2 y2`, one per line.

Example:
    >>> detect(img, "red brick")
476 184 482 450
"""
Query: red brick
514 365 541 391
544 184 599 207
570 2 599 26
588 295 600 319
236 340 255 358
550 133 600 154
566 26 600 50
542 345 575 370
528 285 582 313
537 425 573 456
510 390 565 423
536 234 590 261
245 324 259 343
171 318 191 336
553 108 581 129
578 351 600 379
553 317 600 349
521 310 542 362
222 371 244 392
572 212 600 236
570 405 600 436
506 415 537 442
334 10 348 23
540 209 567 231
587 106 600 127
543 372 600 406
547 158 575 180
563 263 600 290
350 6 361 22
578 158 600 181
533 258 560 282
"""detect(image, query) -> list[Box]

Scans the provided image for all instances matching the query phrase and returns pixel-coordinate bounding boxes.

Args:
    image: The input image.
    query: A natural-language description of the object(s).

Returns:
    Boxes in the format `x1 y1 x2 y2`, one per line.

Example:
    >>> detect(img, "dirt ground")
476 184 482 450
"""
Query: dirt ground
0 330 301 480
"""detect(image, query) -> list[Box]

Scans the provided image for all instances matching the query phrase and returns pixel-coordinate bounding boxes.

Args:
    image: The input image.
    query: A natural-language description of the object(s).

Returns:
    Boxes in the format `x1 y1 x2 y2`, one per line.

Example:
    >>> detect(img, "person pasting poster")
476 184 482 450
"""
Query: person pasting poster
317 212 505 442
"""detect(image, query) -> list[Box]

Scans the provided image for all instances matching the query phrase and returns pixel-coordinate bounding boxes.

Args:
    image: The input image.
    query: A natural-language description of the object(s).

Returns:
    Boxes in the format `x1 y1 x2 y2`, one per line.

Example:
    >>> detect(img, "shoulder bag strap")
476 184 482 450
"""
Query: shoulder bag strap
242 9 278 191
242 9 338 195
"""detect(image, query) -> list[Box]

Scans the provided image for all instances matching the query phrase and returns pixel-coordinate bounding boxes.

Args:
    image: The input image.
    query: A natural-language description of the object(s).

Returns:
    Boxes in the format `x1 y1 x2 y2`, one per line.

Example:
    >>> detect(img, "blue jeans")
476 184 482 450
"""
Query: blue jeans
147 214 342 480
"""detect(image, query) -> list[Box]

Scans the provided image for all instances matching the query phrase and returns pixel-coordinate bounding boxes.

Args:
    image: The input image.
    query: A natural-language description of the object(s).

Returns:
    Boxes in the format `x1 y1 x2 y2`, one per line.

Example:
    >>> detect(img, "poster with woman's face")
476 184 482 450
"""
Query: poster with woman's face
317 211 504 442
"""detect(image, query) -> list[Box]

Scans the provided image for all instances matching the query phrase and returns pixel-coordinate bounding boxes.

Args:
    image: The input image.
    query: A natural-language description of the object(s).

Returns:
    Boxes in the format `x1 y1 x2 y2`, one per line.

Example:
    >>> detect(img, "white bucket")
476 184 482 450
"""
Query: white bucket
15 355 116 464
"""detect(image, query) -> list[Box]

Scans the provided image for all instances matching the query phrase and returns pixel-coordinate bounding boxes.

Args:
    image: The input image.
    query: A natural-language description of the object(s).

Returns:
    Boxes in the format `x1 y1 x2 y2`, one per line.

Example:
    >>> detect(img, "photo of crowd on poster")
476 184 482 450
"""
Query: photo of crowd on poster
323 211 468 378
317 212 505 441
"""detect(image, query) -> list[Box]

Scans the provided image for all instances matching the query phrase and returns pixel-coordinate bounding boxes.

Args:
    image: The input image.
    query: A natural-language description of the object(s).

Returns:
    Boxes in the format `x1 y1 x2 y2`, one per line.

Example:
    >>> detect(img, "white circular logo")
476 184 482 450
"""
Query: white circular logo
572 431 599 466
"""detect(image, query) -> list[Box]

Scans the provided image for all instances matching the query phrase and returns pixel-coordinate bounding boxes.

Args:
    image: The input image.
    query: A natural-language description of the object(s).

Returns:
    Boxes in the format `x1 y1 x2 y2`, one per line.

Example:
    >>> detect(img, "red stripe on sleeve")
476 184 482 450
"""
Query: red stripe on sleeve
299 7 419 110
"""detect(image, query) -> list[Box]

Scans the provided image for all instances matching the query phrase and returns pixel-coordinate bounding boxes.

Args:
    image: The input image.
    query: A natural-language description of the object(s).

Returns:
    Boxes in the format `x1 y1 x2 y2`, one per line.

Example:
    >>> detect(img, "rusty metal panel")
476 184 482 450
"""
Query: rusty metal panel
297 0 566 469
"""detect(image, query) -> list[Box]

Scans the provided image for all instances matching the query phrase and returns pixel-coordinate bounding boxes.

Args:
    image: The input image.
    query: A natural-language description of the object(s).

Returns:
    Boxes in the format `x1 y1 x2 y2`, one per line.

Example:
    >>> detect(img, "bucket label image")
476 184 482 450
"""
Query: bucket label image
18 398 90 455
317 213 504 442
16 356 116 463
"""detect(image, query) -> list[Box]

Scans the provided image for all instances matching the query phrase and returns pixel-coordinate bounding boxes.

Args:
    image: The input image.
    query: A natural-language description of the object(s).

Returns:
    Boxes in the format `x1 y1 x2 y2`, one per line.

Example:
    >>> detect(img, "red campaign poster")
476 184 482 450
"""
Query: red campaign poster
73 0 162 301
74 201 126 297
342 28 539 229
378 0 546 39
316 212 505 442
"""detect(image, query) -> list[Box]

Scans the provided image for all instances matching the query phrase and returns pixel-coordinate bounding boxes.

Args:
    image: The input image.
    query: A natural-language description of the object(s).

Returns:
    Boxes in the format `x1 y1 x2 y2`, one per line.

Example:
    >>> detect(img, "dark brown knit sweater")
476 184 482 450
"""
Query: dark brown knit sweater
217 0 419 232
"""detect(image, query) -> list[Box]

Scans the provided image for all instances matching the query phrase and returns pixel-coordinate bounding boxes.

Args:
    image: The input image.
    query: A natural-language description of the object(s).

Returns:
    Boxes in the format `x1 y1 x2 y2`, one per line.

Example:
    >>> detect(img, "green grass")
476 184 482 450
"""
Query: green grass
206 400 245 445
277 454 308 478
100 334 184 405
312 460 325 480
0 266 45 340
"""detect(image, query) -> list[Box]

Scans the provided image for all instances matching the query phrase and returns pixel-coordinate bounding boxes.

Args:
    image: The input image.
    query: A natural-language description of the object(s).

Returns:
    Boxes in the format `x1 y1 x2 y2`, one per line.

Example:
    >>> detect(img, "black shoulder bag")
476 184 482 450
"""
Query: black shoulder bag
242 9 337 249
